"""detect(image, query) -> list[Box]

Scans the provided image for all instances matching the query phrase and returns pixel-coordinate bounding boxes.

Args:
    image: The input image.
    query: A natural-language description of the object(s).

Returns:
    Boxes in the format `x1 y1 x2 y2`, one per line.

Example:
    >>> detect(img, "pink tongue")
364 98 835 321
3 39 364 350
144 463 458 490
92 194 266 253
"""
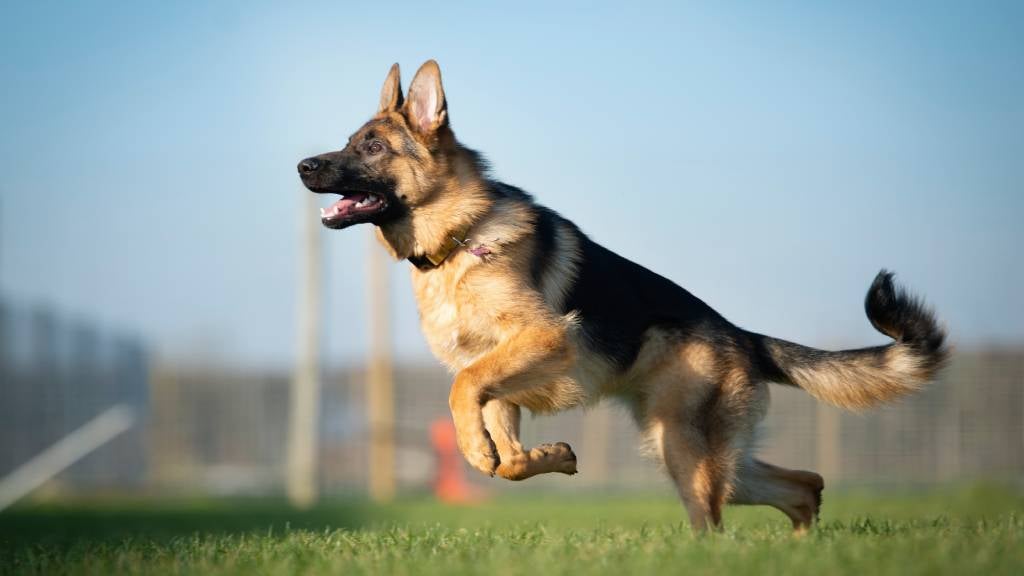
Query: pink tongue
326 193 368 217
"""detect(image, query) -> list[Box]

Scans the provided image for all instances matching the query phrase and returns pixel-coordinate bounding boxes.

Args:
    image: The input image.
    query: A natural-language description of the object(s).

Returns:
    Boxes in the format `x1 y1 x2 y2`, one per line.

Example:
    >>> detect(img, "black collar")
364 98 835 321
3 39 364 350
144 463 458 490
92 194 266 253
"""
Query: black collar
407 253 438 271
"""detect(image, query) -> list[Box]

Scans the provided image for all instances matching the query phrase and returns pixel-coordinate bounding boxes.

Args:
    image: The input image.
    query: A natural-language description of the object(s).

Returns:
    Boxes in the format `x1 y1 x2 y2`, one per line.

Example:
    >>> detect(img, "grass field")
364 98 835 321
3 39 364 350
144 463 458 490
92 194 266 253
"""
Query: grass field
1 486 1021 575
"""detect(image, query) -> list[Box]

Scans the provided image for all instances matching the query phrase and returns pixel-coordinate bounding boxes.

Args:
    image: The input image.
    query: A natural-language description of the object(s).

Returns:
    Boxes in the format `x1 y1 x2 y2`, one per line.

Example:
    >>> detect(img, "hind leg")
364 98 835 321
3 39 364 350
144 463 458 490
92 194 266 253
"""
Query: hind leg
730 458 824 532
651 418 734 531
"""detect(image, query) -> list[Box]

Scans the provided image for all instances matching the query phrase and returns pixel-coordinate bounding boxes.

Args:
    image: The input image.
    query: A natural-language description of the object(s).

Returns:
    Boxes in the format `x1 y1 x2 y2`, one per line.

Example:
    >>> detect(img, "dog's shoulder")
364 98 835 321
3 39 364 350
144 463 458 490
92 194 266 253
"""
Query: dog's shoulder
466 183 583 312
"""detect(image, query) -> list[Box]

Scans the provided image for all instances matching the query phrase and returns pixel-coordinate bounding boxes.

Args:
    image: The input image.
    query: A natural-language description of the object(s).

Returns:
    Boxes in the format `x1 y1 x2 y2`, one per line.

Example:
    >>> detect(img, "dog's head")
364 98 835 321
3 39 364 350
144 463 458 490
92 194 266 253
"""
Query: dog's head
298 60 456 230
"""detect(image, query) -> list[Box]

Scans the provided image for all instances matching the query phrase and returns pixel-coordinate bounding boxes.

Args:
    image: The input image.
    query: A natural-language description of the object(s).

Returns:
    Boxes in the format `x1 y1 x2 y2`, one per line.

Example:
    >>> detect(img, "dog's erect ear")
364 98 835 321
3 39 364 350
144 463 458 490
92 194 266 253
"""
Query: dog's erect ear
405 60 447 133
378 63 404 113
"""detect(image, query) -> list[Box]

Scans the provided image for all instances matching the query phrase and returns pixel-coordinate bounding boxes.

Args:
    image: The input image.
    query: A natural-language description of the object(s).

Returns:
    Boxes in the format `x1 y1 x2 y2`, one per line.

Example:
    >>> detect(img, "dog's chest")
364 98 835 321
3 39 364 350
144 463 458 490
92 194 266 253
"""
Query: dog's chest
411 264 496 371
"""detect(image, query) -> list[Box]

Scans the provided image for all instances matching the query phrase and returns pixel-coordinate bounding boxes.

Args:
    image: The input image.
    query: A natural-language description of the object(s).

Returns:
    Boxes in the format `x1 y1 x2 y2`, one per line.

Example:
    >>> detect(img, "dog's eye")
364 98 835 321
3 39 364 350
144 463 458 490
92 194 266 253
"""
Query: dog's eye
367 141 385 155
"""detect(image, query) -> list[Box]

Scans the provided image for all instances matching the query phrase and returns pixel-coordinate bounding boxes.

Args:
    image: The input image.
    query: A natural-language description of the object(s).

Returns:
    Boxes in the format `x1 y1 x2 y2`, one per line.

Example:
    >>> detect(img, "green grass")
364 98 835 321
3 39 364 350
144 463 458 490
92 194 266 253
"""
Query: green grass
1 486 1022 575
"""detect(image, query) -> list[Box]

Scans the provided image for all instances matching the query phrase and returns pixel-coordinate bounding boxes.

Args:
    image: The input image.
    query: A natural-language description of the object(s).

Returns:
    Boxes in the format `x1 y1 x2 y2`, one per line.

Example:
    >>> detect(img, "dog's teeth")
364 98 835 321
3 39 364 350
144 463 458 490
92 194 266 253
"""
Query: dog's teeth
319 207 326 217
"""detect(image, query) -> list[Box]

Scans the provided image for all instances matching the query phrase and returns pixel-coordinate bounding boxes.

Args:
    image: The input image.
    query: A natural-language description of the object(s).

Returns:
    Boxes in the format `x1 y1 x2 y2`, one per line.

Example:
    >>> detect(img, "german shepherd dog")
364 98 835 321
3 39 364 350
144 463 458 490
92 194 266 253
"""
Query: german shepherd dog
298 61 948 531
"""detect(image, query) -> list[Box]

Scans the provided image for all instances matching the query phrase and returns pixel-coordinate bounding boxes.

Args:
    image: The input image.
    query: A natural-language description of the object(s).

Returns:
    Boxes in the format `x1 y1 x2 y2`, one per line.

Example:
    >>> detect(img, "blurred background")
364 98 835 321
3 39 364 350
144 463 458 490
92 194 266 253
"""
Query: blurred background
1 1 1022 509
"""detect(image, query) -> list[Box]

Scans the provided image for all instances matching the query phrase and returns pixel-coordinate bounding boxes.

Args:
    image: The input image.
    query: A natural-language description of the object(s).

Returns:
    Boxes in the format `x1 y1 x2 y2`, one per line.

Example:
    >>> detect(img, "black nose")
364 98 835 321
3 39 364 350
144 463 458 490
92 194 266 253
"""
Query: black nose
298 158 320 175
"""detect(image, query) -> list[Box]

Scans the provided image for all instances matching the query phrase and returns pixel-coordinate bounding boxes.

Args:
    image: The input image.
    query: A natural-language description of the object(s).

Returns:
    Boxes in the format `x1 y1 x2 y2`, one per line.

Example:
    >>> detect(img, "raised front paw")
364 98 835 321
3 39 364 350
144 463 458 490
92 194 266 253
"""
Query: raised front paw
530 442 578 476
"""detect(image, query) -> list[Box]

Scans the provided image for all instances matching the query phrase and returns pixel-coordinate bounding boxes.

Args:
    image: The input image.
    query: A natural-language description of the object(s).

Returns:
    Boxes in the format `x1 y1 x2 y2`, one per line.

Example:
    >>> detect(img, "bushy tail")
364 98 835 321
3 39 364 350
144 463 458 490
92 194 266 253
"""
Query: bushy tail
752 270 949 410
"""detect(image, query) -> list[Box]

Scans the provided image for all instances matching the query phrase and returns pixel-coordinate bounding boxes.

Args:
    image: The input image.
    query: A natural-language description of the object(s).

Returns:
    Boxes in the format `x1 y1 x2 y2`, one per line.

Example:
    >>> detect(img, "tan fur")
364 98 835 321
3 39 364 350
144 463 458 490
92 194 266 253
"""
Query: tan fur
778 343 931 410
624 334 767 530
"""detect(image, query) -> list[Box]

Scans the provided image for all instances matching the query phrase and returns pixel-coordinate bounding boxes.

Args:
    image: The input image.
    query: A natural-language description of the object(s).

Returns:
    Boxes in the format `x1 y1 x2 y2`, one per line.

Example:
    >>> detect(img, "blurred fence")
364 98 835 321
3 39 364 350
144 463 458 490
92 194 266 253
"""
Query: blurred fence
0 299 148 491
146 349 1023 496
2 295 1022 498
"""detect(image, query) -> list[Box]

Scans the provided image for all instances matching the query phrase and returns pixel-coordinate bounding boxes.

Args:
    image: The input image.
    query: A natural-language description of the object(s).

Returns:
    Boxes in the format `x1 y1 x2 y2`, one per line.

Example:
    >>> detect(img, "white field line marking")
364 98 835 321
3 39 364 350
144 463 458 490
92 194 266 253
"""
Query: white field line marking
0 404 136 511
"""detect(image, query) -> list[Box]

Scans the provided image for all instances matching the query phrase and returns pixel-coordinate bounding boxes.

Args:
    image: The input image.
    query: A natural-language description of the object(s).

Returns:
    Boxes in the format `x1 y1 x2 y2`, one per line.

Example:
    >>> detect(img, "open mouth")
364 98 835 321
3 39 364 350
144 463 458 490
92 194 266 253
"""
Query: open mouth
319 192 389 229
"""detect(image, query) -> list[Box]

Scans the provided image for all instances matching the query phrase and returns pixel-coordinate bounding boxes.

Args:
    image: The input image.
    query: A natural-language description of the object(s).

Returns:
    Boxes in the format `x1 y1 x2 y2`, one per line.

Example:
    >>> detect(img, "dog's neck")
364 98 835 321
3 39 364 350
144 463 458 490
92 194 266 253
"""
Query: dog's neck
375 159 493 265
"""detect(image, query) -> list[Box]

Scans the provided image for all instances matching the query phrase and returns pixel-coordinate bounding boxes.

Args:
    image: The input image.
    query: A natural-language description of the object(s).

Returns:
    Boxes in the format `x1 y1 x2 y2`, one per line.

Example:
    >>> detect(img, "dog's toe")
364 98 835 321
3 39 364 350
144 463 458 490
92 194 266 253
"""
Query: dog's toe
467 450 499 477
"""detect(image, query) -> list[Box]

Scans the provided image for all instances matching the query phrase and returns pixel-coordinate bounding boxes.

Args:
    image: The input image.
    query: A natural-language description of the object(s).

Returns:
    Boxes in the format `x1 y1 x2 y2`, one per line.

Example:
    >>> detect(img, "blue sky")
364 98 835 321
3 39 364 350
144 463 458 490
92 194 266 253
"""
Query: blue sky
1 1 1021 369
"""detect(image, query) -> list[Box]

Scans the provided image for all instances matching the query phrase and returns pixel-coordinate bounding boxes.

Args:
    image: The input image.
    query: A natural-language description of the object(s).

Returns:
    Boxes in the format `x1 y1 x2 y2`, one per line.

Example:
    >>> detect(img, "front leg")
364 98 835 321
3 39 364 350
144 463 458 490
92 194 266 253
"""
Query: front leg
449 324 574 477
483 399 577 480
449 375 500 476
